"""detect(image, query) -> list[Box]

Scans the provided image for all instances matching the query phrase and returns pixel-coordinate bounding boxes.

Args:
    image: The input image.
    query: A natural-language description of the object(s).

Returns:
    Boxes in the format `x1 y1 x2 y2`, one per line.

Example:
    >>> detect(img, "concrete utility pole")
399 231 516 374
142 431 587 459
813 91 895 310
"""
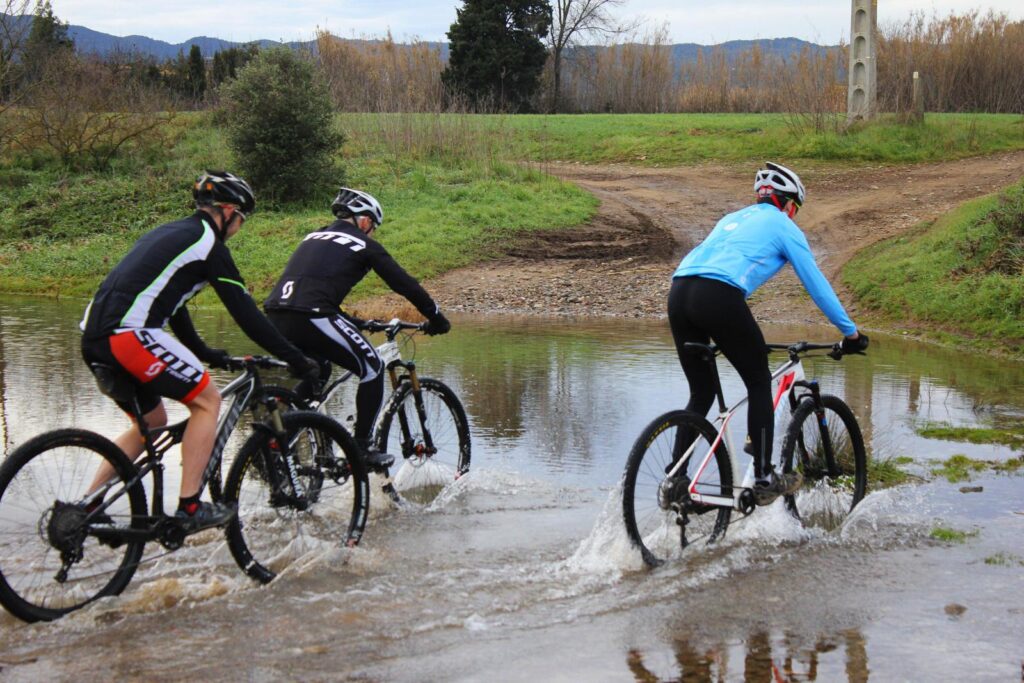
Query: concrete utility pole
847 0 878 122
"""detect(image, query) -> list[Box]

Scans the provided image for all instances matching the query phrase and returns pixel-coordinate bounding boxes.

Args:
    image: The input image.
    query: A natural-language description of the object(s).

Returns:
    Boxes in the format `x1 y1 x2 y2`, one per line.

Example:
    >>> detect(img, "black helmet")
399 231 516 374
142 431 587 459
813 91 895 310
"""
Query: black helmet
331 187 383 227
193 171 255 214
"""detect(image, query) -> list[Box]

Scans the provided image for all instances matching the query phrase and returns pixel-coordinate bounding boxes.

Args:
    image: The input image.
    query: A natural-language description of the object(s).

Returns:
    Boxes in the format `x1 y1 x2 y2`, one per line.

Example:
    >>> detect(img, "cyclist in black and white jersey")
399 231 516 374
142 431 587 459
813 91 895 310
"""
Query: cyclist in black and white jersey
264 187 451 469
80 171 319 531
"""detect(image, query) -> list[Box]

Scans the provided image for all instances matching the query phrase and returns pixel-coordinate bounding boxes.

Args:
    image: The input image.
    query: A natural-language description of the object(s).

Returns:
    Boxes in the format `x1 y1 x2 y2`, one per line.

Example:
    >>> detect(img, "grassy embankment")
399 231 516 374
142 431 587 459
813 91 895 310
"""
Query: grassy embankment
0 113 598 302
2 112 1023 308
844 177 1024 356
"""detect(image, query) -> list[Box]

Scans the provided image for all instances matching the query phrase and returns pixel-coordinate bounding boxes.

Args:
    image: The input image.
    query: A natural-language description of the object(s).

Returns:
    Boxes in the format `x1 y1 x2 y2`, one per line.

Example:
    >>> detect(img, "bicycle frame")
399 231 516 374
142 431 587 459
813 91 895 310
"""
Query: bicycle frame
665 346 823 512
309 334 413 411
303 320 424 436
85 360 285 543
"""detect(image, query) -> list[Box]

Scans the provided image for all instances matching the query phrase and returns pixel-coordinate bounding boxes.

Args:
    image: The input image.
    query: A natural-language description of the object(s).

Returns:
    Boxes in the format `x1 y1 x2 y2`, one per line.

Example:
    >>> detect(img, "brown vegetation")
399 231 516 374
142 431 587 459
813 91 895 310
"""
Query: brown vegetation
877 10 1024 113
17 53 175 169
316 31 445 113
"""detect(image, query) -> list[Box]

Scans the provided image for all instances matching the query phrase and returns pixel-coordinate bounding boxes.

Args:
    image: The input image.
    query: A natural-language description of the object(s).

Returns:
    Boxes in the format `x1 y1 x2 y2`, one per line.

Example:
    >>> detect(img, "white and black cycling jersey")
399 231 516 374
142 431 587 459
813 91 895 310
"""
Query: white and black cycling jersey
80 211 306 366
264 219 439 319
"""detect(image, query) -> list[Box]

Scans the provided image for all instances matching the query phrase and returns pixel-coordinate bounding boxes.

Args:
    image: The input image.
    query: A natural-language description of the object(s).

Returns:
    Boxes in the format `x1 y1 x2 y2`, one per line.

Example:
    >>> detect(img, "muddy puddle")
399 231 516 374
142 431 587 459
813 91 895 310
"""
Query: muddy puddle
0 296 1022 681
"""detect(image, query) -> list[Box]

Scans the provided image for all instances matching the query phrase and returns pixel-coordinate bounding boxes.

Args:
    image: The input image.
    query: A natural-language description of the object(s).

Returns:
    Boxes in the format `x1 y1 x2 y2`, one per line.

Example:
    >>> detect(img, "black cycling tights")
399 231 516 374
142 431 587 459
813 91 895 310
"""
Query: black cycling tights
668 276 774 478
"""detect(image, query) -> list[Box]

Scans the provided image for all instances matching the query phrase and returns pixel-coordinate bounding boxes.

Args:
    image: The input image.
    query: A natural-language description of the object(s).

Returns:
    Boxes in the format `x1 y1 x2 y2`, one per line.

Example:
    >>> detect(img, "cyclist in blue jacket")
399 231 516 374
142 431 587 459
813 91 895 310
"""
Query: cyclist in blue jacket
669 162 869 505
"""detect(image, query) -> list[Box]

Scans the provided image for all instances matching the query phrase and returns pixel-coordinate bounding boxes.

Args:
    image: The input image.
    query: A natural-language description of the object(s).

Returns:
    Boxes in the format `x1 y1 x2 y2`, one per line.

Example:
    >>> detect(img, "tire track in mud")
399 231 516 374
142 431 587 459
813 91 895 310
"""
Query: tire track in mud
361 151 1024 326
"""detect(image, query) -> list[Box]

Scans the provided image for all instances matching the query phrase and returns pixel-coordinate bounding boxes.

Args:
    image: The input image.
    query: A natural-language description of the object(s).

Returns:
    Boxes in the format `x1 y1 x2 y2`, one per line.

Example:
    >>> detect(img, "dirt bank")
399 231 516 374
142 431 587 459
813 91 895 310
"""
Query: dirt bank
363 151 1024 327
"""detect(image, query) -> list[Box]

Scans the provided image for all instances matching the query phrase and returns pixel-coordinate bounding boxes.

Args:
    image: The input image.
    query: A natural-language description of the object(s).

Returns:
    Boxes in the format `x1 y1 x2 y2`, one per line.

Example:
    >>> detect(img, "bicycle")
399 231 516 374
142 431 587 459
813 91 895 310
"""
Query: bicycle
622 341 867 567
264 318 471 505
0 355 369 622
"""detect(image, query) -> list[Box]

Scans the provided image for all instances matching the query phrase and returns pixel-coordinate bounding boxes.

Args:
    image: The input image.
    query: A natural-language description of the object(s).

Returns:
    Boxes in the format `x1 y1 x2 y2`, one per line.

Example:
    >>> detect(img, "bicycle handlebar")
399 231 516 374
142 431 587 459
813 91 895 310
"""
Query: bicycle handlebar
361 318 427 339
766 341 864 361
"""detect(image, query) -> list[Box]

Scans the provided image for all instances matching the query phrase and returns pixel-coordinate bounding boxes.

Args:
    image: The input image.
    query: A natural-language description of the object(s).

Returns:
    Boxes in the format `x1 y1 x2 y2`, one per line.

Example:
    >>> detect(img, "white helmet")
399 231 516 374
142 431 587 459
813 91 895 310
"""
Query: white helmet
331 187 384 227
754 162 806 207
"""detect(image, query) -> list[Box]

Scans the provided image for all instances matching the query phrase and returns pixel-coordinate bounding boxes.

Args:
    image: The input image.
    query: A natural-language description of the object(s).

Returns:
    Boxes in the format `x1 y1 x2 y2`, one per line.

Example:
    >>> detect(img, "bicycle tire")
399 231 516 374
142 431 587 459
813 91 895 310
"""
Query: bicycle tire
622 411 733 567
224 411 370 584
374 378 470 502
0 429 147 622
781 394 867 527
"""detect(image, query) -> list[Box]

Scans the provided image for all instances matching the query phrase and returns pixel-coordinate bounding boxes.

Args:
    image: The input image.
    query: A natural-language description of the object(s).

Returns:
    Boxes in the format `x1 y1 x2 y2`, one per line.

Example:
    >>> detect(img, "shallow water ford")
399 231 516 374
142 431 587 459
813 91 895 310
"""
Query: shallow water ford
0 295 1022 681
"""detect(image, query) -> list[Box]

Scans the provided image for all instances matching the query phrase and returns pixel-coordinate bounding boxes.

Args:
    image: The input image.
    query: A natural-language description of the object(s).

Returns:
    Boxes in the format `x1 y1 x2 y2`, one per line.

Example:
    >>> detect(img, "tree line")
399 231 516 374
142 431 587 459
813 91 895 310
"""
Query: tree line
1 0 1021 196
4 1 1021 118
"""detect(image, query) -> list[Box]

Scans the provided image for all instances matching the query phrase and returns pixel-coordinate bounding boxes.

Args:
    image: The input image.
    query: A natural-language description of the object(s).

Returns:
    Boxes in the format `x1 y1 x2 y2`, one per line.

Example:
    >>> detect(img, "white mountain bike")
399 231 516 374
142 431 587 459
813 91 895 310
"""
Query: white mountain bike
622 341 867 567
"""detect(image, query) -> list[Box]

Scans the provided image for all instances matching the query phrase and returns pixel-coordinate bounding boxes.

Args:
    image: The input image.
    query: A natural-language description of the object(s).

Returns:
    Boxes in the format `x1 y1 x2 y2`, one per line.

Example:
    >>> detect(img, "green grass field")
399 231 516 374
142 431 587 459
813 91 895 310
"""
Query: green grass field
844 178 1024 355
2 111 1023 305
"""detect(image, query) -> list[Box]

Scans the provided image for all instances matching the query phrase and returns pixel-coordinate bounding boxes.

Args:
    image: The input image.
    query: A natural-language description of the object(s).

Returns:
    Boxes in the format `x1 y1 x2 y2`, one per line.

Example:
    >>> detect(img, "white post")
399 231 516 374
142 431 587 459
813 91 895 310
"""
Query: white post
847 0 878 122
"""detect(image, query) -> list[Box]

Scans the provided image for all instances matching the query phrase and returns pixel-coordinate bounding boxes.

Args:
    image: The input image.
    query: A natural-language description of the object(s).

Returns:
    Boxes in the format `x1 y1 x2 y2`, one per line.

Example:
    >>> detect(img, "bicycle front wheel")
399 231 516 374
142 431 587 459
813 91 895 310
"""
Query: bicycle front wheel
0 429 147 622
224 411 370 584
375 378 470 502
622 411 732 567
781 394 867 528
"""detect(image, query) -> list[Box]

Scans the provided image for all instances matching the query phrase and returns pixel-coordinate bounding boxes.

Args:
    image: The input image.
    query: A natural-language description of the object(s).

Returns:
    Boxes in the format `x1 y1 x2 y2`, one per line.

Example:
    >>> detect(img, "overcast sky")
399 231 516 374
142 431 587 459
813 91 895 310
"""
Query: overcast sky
47 1 1024 46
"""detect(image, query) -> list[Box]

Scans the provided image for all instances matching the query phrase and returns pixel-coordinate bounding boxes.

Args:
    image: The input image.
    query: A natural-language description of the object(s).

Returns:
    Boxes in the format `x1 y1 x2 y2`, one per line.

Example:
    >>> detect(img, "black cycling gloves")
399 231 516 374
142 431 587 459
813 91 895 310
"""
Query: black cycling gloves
201 348 232 369
841 333 870 354
423 313 451 336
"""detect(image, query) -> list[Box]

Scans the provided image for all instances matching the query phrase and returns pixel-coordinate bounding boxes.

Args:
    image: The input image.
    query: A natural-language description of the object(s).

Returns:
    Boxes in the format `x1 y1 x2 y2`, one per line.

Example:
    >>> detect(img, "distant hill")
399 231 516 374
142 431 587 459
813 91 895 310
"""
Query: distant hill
3 14 832 65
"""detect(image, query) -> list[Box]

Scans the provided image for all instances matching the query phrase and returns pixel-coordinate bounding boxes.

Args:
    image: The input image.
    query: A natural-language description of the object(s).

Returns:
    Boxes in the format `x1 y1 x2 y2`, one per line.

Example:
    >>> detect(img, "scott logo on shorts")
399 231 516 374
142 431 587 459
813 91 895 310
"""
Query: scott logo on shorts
144 360 166 377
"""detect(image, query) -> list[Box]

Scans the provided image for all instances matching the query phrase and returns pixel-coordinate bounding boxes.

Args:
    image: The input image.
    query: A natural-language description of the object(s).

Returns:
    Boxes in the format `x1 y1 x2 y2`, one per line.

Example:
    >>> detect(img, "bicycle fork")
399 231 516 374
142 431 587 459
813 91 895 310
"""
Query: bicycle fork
255 397 309 510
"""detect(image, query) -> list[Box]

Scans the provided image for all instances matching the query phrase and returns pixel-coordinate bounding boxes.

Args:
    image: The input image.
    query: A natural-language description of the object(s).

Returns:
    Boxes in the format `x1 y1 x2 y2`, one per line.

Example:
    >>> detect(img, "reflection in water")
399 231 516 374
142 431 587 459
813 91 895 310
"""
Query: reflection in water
3 300 1024 486
627 628 868 682
0 311 9 452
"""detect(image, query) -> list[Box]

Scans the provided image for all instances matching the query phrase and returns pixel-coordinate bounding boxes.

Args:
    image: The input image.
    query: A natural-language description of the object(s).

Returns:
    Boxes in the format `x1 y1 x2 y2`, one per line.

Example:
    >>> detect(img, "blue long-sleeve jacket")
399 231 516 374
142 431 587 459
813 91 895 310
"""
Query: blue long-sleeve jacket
673 203 857 336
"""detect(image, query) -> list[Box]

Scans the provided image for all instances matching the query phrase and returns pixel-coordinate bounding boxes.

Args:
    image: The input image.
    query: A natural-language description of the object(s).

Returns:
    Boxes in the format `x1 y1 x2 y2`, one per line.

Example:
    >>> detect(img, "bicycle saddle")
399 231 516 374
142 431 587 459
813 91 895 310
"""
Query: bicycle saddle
682 342 718 361
88 363 139 403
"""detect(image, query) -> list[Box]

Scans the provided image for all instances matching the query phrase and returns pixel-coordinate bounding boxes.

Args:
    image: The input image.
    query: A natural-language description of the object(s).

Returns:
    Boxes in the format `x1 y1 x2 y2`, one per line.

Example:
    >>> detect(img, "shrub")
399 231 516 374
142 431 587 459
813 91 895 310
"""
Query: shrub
219 48 344 204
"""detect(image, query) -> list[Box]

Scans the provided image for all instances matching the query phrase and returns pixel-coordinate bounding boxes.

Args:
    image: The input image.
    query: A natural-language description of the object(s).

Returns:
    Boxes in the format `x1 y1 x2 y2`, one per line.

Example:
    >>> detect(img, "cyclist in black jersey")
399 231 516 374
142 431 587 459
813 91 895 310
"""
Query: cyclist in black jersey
80 171 319 531
264 187 451 469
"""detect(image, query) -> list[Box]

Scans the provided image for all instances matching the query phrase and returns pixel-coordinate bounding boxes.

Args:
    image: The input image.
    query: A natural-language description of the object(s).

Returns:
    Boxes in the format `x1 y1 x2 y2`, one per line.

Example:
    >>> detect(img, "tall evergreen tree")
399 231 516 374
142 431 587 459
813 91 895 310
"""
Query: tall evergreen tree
442 0 551 112
21 0 72 83
187 44 206 102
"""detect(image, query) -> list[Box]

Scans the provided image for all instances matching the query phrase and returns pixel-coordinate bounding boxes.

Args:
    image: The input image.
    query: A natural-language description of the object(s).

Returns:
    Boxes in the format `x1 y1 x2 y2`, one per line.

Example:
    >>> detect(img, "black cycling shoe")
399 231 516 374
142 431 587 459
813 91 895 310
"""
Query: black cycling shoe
361 447 395 471
752 471 804 506
173 501 237 533
355 439 396 471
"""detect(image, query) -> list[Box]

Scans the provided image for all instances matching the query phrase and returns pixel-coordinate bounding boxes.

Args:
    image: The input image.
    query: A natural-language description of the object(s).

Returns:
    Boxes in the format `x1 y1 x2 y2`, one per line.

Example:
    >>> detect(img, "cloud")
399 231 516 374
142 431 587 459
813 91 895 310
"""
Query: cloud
49 0 1024 45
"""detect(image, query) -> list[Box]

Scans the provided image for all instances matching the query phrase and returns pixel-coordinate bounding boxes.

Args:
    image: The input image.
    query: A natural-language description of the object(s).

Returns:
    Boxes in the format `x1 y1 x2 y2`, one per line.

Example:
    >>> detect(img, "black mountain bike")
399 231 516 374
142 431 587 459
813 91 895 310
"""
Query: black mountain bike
265 318 471 505
0 355 369 622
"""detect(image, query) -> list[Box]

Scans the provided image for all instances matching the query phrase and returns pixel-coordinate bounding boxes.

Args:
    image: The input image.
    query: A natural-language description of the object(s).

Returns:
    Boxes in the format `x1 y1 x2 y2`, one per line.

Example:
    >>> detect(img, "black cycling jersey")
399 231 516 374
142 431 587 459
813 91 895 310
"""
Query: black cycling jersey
263 219 440 318
81 211 307 367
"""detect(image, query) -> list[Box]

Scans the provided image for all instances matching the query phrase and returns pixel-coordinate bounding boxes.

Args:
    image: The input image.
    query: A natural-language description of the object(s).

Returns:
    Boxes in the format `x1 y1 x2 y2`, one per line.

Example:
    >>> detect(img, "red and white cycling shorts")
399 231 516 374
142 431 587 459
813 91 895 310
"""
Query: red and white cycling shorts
83 328 210 414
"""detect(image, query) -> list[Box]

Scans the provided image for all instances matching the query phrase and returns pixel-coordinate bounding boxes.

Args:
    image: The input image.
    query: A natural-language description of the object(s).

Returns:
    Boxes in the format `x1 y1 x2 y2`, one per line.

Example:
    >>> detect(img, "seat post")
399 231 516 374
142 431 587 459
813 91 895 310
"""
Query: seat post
705 353 728 413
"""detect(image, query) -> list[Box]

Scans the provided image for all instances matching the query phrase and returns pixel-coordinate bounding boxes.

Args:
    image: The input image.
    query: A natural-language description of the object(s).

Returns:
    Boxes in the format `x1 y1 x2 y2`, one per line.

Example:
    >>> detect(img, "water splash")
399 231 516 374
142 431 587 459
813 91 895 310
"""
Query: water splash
565 483 647 575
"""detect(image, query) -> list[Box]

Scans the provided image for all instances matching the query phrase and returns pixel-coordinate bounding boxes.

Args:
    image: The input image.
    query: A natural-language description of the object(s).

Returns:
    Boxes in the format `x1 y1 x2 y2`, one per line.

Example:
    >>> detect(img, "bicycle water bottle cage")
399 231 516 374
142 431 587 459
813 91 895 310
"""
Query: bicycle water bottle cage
88 363 139 404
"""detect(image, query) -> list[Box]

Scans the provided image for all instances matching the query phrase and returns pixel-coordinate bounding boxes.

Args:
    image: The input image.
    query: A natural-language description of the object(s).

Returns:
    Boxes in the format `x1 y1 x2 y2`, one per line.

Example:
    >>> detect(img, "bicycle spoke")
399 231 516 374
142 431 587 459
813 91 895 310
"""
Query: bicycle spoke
0 430 147 621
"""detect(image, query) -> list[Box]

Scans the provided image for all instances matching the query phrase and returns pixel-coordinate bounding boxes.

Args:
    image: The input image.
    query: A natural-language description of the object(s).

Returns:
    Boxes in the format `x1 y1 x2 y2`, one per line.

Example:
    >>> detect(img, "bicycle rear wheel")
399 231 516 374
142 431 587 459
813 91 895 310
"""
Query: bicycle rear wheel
781 394 867 528
622 411 732 567
0 429 147 622
375 378 470 503
224 411 369 584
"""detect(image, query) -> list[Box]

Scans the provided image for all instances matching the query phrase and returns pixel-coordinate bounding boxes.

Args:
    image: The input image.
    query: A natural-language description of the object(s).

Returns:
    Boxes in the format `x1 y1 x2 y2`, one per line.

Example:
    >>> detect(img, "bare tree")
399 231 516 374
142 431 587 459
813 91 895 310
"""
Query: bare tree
1 1 33 123
24 53 176 170
546 0 638 112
